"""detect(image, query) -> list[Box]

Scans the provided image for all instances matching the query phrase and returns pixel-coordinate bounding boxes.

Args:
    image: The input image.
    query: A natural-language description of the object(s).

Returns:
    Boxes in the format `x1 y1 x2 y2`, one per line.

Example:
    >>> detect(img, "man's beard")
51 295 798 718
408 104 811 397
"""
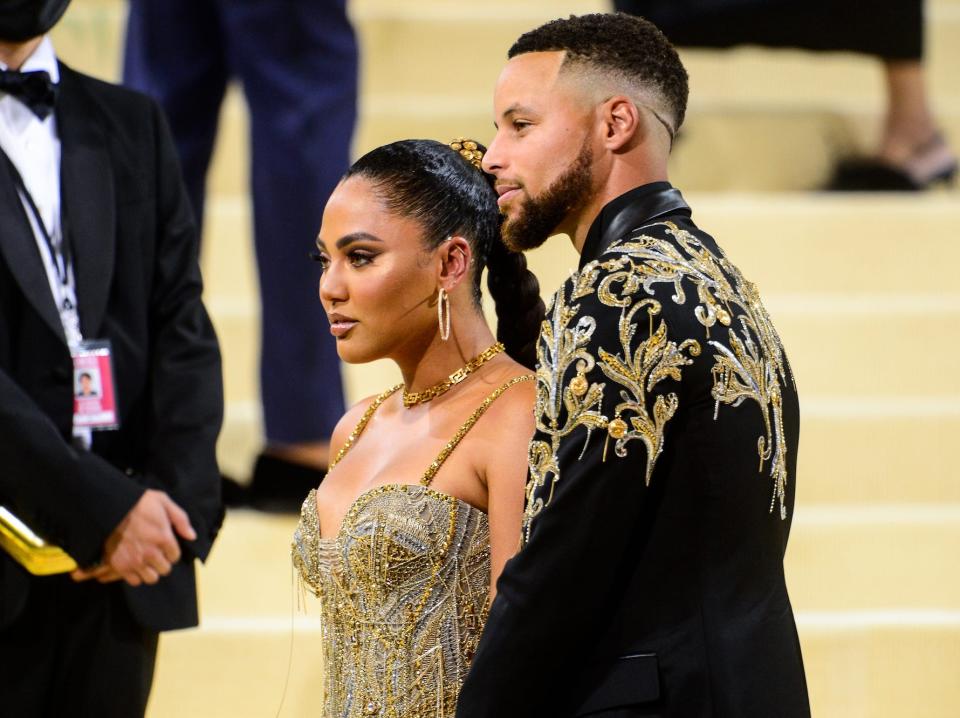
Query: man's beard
501 137 594 253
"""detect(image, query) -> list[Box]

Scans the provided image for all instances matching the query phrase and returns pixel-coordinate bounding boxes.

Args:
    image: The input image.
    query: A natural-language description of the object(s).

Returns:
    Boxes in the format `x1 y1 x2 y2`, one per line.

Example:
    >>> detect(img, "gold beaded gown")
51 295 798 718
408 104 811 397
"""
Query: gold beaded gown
292 376 532 718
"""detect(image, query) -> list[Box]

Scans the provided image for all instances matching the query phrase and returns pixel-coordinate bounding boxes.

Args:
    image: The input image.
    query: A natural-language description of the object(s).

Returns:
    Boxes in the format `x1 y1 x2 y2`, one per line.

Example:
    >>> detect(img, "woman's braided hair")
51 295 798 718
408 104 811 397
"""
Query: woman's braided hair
344 139 545 369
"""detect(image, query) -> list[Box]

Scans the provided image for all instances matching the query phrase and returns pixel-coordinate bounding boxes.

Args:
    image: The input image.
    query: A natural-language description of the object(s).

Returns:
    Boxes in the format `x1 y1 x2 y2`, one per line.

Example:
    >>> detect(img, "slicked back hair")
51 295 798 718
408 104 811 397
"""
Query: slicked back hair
508 13 689 132
343 140 546 369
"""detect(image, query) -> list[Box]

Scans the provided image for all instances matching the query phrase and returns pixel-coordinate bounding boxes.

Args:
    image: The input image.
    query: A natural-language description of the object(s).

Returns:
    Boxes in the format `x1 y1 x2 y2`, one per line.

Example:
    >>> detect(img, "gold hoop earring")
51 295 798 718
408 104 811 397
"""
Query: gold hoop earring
437 287 451 341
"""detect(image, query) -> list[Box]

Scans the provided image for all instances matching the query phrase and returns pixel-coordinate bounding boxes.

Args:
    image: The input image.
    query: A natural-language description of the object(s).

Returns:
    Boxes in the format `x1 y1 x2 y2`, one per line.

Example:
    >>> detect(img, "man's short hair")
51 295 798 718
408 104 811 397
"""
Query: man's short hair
508 13 689 132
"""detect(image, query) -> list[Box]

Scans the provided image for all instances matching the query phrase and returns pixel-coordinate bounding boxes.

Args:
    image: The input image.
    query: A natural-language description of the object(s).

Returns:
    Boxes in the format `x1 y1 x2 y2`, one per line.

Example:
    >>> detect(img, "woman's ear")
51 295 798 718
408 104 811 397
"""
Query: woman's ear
437 235 473 291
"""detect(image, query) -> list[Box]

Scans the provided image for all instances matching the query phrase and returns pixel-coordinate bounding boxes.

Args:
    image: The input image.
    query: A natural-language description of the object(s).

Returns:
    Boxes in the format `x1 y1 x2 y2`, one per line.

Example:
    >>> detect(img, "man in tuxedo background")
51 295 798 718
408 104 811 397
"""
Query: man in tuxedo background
458 13 809 717
0 1 223 714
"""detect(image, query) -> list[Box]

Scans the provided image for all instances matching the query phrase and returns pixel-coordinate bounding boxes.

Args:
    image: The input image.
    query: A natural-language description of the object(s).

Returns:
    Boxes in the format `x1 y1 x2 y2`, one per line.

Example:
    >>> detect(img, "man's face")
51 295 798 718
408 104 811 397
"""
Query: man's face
482 51 597 251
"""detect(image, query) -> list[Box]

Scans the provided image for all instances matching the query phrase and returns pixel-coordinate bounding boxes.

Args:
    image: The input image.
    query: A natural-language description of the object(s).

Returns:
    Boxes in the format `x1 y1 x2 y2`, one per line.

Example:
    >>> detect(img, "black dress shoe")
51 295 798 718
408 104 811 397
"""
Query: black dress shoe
247 453 326 513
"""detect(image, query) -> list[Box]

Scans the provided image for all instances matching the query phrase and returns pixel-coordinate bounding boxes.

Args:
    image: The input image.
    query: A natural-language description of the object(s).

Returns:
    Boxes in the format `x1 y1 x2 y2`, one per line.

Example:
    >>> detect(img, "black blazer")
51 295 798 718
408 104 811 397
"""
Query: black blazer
457 184 810 717
0 63 223 632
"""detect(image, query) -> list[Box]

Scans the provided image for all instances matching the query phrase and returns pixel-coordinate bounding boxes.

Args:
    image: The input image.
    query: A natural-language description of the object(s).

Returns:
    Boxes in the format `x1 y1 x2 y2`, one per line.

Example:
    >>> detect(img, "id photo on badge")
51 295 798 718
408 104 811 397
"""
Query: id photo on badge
71 340 119 431
75 368 101 398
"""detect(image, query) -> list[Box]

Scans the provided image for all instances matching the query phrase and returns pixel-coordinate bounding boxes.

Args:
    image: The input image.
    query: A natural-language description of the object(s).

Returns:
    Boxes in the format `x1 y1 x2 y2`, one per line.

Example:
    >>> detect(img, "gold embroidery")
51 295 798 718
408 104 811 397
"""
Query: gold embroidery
522 266 700 542
597 317 701 482
524 284 609 543
292 485 489 717
605 222 793 517
522 219 794 542
292 376 533 717
607 417 628 439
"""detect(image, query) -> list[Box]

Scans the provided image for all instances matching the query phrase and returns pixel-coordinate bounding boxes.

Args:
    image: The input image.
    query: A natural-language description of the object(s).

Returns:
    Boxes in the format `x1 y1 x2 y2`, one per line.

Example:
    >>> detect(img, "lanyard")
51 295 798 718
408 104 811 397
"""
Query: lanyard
1 147 82 345
0 147 71 288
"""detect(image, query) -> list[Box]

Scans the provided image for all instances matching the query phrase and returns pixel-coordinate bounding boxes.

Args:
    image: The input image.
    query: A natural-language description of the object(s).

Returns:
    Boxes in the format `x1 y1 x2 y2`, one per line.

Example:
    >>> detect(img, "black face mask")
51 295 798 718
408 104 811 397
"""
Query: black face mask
0 0 72 43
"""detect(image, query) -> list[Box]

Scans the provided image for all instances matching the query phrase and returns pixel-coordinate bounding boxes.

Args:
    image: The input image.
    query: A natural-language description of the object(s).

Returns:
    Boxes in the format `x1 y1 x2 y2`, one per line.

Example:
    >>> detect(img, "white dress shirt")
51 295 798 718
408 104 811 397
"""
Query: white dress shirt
1 36 89 445
0 36 81 342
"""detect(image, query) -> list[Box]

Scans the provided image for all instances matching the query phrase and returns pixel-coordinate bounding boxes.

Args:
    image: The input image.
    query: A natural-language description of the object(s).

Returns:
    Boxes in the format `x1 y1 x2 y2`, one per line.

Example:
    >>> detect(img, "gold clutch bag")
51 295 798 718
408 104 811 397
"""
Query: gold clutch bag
0 505 77 575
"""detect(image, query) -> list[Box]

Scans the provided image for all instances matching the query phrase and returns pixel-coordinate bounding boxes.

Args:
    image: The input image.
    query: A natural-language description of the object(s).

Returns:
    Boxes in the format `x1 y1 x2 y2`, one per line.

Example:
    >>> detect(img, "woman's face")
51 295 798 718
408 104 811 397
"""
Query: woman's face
316 176 440 364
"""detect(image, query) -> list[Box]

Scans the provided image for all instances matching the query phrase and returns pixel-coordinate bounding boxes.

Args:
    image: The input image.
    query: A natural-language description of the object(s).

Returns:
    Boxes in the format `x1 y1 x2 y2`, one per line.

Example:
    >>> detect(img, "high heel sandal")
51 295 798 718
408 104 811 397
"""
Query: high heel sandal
825 132 957 191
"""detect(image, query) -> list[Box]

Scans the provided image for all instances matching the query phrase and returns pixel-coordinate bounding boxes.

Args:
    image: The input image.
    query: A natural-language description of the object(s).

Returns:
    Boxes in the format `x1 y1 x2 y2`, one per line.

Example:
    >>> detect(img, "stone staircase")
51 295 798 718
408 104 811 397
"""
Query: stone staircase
48 1 960 716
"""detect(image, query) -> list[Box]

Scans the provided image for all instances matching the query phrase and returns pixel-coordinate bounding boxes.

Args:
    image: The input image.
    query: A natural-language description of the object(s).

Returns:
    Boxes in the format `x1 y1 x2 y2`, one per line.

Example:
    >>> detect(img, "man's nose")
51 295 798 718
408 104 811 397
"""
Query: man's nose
481 132 505 174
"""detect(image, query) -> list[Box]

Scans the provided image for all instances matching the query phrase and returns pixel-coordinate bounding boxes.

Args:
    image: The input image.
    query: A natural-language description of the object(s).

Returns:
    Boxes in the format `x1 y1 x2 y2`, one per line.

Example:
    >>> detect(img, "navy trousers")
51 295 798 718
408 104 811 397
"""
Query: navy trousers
123 0 355 444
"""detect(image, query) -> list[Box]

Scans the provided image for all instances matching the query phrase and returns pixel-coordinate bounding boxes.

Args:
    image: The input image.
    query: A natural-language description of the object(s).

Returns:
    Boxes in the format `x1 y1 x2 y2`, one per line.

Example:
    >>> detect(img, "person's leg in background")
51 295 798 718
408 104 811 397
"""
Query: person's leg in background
124 0 245 504
122 0 229 225
614 0 957 190
224 0 356 508
878 59 957 186
123 0 356 509
831 0 957 189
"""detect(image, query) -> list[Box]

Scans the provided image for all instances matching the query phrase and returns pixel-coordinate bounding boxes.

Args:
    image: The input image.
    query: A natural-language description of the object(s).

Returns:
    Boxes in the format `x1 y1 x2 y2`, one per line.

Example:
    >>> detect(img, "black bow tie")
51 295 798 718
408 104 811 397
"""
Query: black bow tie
0 69 58 120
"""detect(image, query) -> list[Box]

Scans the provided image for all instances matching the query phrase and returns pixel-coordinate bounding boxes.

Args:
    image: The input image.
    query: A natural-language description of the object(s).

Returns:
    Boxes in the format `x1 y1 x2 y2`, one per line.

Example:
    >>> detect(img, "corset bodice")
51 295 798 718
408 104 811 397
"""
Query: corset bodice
293 484 490 718
291 375 532 718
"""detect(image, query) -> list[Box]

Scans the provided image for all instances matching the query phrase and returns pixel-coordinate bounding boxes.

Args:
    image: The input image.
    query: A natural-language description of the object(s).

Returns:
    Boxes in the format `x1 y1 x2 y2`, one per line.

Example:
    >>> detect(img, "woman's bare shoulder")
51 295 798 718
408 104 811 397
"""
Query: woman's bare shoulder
475 361 537 433
328 391 393 461
471 363 536 486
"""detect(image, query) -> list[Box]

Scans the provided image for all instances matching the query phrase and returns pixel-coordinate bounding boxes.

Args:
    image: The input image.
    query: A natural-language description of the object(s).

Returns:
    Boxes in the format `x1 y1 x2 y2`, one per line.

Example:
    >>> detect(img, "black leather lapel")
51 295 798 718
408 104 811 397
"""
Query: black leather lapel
56 64 115 339
603 188 689 252
579 184 691 270
0 150 65 342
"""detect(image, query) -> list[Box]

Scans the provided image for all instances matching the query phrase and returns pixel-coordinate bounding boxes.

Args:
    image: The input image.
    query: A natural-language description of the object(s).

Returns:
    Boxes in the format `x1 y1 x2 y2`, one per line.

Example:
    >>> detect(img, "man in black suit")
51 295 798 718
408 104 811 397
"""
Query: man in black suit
458 14 810 717
0 1 223 715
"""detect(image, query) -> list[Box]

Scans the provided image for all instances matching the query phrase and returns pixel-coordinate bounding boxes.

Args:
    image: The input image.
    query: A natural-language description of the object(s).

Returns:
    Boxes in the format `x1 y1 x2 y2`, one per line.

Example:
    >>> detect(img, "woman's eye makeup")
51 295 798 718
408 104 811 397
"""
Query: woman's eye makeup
347 249 377 267
310 247 378 270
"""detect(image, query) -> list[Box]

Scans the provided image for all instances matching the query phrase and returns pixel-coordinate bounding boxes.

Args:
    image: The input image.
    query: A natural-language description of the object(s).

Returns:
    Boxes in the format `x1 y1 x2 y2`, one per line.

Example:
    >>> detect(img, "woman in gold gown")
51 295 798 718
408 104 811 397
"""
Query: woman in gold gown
292 139 545 718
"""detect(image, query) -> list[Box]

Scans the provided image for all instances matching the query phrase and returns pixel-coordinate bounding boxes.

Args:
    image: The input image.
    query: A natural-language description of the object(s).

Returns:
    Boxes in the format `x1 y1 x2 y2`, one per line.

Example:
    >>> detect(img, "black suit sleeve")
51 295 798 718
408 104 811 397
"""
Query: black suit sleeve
0 371 144 566
457 259 698 717
141 101 224 562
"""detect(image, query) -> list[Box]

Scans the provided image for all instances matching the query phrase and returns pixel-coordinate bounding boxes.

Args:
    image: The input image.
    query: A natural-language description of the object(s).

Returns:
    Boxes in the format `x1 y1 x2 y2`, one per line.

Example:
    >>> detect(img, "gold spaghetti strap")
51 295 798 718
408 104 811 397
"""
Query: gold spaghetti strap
421 374 535 488
328 385 402 471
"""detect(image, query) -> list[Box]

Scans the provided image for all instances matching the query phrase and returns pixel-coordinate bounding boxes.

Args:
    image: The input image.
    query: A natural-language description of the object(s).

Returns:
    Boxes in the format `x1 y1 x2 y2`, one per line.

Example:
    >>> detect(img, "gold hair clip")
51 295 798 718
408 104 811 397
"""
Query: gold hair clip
449 138 484 170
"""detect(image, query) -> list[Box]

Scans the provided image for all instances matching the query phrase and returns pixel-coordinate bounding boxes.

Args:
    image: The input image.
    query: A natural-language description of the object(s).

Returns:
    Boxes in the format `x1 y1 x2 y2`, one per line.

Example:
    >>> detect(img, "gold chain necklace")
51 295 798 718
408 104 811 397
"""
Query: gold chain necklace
402 342 505 408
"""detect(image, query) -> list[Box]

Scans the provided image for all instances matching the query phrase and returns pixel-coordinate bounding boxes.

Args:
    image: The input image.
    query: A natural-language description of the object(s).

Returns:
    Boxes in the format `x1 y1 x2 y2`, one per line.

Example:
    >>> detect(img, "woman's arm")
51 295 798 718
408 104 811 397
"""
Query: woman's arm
478 377 536 599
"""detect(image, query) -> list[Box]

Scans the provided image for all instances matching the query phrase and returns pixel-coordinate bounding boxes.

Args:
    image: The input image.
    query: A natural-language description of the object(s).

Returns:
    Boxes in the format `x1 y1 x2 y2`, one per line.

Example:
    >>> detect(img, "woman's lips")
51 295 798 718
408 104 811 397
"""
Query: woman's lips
329 319 358 337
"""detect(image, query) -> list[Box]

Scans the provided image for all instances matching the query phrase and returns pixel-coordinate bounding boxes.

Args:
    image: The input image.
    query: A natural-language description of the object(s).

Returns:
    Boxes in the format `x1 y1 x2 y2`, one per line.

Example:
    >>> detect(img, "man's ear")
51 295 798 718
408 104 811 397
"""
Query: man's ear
600 95 641 151
437 236 473 291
